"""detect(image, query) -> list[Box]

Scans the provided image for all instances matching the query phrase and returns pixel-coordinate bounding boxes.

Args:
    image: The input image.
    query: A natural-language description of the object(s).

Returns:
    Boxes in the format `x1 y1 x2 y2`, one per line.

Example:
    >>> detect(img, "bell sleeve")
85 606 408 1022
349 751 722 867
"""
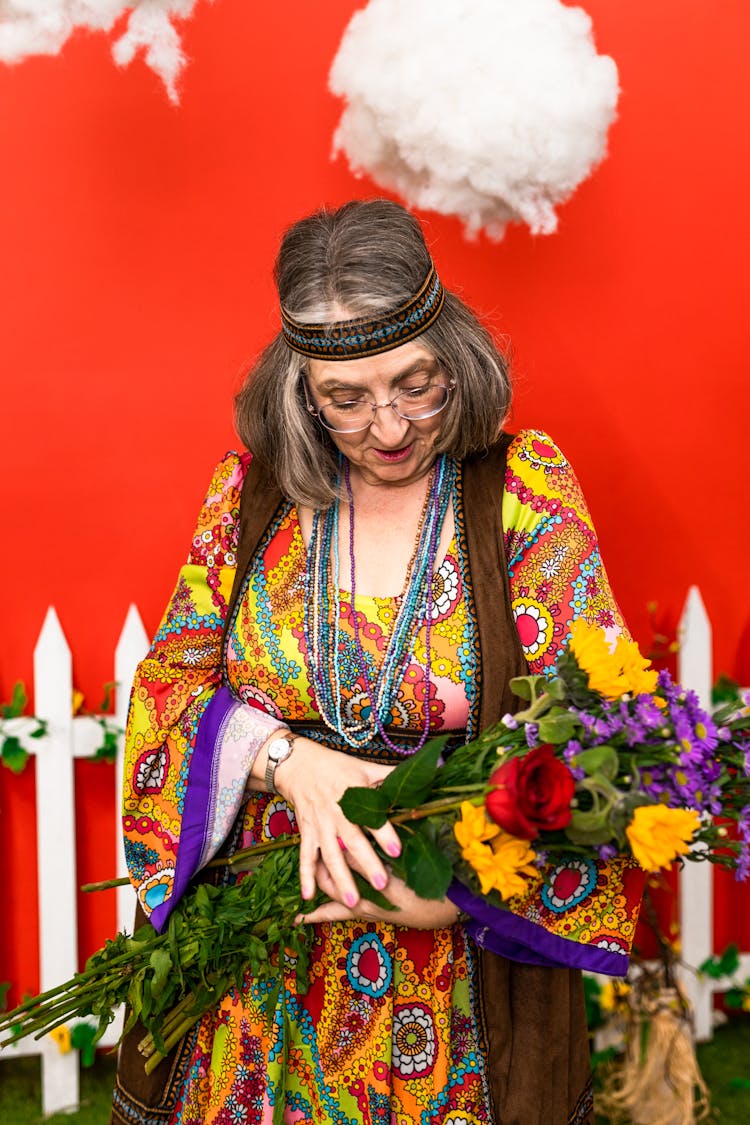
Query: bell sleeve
122 452 286 932
502 428 629 666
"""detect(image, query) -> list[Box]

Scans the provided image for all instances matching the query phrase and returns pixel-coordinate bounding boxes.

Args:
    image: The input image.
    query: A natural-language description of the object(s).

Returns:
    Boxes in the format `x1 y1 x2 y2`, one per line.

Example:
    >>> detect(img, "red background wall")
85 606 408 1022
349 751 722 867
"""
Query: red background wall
1 1 748 1001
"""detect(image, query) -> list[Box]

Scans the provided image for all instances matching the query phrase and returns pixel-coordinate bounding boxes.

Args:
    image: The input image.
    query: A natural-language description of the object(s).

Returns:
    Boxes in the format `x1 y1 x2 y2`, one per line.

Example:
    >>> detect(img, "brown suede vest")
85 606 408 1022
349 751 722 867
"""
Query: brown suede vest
112 440 593 1125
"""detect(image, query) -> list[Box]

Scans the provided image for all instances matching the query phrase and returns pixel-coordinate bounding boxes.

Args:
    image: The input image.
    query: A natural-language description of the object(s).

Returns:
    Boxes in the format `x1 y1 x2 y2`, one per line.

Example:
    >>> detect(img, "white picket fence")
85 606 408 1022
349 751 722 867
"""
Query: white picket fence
0 605 148 1117
0 588 747 1114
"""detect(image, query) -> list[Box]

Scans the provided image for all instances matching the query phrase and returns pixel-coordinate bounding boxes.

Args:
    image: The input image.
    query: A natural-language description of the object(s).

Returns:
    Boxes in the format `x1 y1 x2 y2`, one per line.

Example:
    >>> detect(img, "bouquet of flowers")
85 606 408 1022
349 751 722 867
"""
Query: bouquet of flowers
2 622 749 1073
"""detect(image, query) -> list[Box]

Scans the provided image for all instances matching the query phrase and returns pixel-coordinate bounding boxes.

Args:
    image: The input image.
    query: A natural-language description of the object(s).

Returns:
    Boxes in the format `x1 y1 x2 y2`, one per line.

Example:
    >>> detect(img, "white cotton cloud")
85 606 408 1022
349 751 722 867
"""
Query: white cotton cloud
0 0 204 103
329 0 620 239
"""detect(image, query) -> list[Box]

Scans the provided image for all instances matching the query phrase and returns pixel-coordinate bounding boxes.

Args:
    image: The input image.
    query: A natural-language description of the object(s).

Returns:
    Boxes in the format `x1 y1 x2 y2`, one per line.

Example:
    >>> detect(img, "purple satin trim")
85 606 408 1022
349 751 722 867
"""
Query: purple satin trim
150 685 235 933
447 880 630 977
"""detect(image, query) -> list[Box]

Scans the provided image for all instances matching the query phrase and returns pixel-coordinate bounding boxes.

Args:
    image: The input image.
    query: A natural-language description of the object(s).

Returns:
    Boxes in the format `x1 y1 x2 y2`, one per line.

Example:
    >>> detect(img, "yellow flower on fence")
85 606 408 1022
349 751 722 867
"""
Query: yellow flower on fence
626 805 701 872
49 1024 72 1054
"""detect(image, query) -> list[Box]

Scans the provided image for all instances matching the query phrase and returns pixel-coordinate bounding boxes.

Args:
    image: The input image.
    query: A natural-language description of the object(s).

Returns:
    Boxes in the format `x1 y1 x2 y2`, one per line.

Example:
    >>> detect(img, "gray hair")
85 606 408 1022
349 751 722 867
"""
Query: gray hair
235 199 512 508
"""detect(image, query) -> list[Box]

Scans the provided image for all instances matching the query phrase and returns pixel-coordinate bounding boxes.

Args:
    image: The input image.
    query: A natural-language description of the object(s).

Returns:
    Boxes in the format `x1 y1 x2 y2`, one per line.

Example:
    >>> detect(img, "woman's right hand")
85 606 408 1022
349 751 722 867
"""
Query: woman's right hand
251 735 401 907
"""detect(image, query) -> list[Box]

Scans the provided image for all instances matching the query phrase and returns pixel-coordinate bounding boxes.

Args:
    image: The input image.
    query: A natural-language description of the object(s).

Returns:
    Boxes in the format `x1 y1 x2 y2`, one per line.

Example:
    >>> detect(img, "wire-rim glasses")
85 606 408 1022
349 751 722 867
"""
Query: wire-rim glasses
304 377 456 434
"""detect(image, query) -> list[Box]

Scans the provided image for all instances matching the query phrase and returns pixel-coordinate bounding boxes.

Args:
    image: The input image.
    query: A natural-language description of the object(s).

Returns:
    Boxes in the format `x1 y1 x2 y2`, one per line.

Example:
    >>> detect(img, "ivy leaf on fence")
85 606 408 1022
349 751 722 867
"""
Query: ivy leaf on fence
1 681 27 719
1 736 29 774
70 1021 98 1067
92 718 122 763
698 943 740 979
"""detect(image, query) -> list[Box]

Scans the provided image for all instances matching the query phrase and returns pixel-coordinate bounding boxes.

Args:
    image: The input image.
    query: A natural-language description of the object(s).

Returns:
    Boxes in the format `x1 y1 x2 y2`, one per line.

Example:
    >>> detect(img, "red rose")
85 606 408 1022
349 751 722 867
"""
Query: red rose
485 744 575 839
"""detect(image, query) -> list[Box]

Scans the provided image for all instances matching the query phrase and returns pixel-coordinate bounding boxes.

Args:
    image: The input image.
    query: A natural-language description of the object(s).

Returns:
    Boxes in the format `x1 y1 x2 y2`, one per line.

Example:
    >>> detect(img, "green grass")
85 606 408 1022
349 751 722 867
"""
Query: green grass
0 1053 117 1124
1 1022 749 1122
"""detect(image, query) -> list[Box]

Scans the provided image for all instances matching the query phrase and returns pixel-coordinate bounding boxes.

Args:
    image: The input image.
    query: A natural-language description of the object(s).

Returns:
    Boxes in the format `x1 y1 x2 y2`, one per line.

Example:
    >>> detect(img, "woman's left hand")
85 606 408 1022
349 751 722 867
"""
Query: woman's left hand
296 857 460 930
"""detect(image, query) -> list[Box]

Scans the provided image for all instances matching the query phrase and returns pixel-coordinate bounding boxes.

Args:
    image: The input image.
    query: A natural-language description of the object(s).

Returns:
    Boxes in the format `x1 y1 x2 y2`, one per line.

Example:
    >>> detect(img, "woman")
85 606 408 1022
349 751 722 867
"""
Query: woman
113 199 627 1125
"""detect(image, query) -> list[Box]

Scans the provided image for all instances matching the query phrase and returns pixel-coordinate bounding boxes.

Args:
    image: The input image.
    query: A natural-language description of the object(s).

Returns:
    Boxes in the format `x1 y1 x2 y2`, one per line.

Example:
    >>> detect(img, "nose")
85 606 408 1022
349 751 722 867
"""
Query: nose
368 402 410 444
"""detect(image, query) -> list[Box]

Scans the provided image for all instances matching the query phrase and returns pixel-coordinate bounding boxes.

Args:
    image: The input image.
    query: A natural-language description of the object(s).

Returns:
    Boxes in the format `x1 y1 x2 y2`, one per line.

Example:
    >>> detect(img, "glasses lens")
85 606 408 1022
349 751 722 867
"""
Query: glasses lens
318 401 374 433
393 383 450 420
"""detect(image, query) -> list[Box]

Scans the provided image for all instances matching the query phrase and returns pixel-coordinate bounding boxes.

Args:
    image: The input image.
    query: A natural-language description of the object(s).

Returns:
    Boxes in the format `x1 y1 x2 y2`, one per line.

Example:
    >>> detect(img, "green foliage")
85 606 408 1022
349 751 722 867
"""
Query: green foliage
699 944 741 980
377 736 445 807
91 718 122 764
401 821 453 900
1 736 30 774
338 785 390 828
1 682 27 719
575 746 619 780
536 709 580 744
69 1022 98 1067
0 682 43 773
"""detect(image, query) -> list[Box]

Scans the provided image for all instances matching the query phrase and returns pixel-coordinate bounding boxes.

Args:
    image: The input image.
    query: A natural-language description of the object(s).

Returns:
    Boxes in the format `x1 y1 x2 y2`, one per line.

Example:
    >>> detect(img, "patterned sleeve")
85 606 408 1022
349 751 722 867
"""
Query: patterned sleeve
122 451 265 930
502 429 629 673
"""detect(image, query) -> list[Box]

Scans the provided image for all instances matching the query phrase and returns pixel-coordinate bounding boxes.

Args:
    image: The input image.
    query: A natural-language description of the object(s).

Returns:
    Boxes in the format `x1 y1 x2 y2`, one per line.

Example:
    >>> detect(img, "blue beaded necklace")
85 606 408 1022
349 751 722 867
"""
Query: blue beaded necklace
303 454 455 755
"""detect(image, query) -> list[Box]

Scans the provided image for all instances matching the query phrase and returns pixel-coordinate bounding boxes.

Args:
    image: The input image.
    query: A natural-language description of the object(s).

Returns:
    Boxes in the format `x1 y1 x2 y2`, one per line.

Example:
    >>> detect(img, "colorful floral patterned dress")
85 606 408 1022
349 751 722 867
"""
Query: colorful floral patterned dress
118 430 626 1125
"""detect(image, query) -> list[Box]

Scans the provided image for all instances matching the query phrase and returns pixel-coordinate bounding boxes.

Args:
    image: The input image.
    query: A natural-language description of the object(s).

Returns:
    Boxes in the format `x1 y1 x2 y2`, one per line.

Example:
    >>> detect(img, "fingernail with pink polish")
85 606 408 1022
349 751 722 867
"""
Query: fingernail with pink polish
387 841 401 857
345 892 358 908
373 873 387 891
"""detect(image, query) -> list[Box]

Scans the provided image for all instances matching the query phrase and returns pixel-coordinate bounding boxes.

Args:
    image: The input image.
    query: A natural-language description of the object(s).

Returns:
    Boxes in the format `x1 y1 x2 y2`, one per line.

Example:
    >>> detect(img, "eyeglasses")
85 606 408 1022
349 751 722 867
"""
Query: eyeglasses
304 378 455 434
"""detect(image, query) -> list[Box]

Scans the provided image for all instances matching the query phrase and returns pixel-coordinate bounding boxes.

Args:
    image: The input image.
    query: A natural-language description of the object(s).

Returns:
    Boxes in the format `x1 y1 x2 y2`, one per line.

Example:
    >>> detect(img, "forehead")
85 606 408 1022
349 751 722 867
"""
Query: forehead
306 341 437 393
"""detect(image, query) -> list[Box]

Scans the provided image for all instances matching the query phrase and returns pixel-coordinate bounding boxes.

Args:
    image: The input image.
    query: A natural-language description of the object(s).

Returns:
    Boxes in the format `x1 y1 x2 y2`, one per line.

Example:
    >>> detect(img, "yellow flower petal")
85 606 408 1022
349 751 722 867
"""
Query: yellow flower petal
454 801 499 850
614 635 658 695
49 1025 72 1054
569 620 657 699
626 805 701 872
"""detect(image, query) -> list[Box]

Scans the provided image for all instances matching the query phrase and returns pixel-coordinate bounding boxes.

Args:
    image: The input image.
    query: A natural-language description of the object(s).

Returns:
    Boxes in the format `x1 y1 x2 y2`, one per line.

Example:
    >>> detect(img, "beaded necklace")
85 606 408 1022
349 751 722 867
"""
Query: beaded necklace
304 454 455 755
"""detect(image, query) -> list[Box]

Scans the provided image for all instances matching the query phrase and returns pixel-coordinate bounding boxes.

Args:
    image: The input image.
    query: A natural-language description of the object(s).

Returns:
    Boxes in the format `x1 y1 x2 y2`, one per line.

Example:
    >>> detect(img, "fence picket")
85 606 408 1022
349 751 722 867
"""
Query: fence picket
32 607 79 1115
677 586 715 1041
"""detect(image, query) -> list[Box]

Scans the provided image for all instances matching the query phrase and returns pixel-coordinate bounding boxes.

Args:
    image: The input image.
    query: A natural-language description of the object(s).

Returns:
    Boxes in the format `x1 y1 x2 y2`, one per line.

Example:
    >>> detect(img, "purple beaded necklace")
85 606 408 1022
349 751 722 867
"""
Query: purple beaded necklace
344 459 443 756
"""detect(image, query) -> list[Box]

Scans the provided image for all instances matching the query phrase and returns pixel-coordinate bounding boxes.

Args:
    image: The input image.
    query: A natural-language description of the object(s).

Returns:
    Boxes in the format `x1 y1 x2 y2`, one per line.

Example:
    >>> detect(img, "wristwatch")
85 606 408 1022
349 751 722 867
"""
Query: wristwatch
264 731 297 794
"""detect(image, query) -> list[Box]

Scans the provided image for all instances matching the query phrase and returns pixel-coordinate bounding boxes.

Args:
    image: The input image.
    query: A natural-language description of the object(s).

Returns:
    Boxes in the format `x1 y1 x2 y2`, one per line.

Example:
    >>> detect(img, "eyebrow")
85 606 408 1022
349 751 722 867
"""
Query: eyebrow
315 358 439 396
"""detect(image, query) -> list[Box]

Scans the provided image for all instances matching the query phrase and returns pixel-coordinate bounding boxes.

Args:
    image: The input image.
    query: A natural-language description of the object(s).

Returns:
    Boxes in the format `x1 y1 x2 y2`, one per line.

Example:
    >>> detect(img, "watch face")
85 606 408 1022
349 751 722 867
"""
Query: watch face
269 737 293 764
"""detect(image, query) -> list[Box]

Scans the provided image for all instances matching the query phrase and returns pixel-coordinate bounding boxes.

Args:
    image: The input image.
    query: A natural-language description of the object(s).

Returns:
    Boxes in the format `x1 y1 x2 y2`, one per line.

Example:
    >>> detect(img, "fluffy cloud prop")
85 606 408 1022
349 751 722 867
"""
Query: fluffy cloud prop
330 0 619 239
0 0 203 103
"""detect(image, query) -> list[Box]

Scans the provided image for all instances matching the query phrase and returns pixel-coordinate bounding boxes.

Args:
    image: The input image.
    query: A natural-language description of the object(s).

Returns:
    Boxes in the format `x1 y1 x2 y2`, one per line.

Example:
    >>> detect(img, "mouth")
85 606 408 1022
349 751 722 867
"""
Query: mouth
372 443 414 463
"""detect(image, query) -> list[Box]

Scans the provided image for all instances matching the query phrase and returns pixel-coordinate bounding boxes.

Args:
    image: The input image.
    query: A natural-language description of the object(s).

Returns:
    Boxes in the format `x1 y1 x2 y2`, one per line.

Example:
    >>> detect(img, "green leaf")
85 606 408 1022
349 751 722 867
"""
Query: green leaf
719 943 741 977
352 871 397 913
70 1021 98 1067
724 988 746 1009
149 949 173 998
1 737 29 774
338 785 389 828
544 677 567 702
566 807 615 846
509 675 537 701
537 712 580 744
377 736 445 808
100 681 117 712
402 823 452 900
2 682 27 719
575 746 619 781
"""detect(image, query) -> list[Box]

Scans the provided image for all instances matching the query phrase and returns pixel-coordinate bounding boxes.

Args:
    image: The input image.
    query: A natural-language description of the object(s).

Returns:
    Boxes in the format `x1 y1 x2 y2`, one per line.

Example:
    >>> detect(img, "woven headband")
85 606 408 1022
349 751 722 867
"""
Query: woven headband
280 263 445 360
